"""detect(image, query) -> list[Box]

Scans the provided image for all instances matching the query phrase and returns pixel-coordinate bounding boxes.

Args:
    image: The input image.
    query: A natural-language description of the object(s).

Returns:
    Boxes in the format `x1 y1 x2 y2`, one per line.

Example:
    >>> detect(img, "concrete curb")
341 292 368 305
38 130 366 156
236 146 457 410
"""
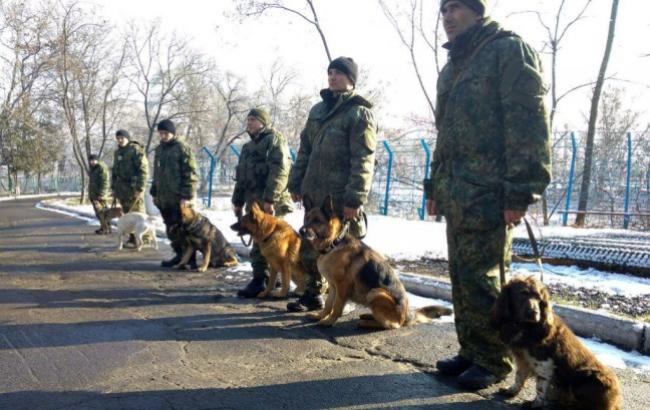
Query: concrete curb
399 272 650 355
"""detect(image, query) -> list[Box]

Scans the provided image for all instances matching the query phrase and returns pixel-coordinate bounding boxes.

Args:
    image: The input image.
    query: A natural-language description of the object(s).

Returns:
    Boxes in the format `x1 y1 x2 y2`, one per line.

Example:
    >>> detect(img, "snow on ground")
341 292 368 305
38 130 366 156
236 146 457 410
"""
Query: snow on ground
580 337 650 373
512 263 650 297
0 192 80 202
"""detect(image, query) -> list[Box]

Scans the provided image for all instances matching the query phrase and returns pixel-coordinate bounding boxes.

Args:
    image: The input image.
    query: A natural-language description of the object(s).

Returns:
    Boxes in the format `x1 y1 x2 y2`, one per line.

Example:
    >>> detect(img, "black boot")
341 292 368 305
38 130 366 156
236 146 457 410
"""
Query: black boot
161 245 182 267
287 292 324 312
436 355 473 376
188 250 198 270
457 364 505 391
237 274 268 298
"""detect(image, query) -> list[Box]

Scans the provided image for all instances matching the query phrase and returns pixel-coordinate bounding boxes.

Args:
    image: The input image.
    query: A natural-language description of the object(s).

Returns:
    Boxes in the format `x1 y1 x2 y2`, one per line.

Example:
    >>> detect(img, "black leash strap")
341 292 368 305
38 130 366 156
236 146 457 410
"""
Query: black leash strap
523 216 544 283
236 216 253 247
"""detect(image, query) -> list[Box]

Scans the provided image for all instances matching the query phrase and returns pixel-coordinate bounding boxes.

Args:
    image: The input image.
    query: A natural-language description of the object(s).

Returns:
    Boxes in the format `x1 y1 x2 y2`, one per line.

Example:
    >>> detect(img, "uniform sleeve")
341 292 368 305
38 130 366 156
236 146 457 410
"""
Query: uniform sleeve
149 149 158 197
179 145 198 200
287 125 312 195
499 39 552 210
344 107 377 208
231 148 246 207
263 134 291 204
133 147 148 192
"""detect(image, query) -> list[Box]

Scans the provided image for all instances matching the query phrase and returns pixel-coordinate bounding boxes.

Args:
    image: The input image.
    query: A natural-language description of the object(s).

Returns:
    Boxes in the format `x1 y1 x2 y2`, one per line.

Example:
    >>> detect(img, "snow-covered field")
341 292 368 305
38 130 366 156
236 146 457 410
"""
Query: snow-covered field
32 196 650 372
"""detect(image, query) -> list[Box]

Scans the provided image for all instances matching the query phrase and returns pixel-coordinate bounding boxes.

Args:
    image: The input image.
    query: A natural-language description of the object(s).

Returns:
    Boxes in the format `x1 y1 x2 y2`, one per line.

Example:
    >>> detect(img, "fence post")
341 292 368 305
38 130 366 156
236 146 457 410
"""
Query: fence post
229 145 241 158
381 140 393 216
201 147 216 208
289 148 296 162
418 139 431 220
563 131 577 226
623 132 632 229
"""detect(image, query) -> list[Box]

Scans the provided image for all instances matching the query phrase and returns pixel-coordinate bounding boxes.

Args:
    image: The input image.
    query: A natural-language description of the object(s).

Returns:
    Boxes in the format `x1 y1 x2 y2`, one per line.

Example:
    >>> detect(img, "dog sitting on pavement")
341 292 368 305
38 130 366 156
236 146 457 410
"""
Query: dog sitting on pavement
299 195 452 328
174 206 239 272
230 202 308 299
116 212 158 252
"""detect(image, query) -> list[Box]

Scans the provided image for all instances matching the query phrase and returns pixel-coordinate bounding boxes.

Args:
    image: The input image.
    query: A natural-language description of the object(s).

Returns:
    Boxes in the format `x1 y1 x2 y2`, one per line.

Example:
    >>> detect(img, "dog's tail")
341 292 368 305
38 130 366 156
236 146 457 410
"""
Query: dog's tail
407 305 453 325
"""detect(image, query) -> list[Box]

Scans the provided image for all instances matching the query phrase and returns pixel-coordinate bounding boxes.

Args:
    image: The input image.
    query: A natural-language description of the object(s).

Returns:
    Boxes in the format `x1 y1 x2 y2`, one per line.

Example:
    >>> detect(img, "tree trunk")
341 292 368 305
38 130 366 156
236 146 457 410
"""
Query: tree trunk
79 164 87 204
575 0 619 227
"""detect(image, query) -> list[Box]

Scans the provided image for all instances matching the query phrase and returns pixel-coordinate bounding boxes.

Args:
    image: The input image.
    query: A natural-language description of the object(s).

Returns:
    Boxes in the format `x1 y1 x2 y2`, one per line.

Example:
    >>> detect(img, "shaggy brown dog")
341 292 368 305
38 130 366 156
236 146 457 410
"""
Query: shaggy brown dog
174 207 238 272
230 202 307 298
299 195 452 329
490 276 621 410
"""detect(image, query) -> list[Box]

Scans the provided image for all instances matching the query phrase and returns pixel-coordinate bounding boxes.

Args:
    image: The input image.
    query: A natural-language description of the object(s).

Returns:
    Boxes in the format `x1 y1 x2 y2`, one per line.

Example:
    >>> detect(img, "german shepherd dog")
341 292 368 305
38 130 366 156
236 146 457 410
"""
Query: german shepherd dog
174 207 239 272
230 202 308 298
300 195 452 328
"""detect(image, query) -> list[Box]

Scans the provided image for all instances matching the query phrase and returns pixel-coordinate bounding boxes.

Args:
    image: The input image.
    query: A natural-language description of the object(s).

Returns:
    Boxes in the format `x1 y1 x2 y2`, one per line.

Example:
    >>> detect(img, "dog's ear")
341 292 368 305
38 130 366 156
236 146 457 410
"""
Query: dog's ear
321 194 335 219
490 284 511 329
302 195 314 212
538 284 554 327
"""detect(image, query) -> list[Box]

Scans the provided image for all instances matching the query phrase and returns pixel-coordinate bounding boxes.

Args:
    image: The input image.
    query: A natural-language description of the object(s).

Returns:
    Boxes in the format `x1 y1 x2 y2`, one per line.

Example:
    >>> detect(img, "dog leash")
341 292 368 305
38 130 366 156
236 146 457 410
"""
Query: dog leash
498 216 545 289
236 216 253 247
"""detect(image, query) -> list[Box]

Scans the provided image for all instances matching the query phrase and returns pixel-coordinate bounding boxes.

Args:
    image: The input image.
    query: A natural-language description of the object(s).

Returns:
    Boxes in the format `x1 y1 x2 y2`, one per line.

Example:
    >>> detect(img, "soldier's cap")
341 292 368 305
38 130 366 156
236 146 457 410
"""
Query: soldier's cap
115 129 130 139
328 57 358 87
157 119 176 135
440 0 487 16
88 154 98 161
247 108 271 127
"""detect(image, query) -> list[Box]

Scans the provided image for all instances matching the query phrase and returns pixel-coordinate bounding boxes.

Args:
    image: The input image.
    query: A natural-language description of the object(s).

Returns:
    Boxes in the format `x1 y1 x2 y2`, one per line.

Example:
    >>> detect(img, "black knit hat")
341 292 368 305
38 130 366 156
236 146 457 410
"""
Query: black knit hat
247 108 271 127
115 129 130 138
328 57 359 86
440 0 487 16
88 154 98 161
157 119 176 135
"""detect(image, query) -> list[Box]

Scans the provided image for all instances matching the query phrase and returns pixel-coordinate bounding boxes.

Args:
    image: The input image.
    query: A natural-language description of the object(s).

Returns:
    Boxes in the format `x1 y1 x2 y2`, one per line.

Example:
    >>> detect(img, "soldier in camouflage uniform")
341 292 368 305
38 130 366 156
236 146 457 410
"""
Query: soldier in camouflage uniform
424 0 551 390
111 129 149 246
88 154 110 234
232 108 293 297
287 56 378 312
149 119 199 267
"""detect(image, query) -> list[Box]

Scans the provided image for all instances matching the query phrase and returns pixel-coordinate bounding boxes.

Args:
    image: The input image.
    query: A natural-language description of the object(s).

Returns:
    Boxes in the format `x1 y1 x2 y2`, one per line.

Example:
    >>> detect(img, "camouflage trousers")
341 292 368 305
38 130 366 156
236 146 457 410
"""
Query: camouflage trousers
446 217 514 377
249 206 289 278
299 213 367 297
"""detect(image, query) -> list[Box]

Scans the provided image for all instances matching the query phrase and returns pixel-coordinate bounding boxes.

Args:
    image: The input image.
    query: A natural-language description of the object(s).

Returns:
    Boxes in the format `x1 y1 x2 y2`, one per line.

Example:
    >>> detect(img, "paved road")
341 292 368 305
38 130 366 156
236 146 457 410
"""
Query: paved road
1 198 648 410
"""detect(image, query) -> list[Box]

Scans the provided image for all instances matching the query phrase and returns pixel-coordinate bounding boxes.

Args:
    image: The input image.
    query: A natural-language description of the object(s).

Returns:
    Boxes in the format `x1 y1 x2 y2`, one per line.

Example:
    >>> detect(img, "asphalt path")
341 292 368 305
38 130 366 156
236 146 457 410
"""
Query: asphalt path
1 197 648 410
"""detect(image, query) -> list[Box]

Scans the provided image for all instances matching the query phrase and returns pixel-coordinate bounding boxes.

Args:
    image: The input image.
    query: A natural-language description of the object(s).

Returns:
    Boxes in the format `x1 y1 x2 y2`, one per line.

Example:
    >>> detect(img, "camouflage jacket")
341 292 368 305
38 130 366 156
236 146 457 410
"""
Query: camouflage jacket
288 89 377 213
150 136 198 208
111 141 148 197
88 161 109 200
232 127 292 211
425 19 551 229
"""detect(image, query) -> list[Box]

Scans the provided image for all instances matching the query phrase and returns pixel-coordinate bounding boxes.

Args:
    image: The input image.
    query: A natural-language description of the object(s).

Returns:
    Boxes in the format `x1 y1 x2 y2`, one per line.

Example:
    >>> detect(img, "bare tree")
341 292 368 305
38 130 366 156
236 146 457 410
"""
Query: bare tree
235 0 332 63
213 72 249 160
261 58 297 124
575 0 619 226
126 22 212 152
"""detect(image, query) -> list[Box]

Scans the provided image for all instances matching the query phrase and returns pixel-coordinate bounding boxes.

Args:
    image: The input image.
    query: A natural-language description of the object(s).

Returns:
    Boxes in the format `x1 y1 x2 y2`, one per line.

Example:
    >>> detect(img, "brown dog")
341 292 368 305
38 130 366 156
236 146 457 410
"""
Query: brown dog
299 195 451 328
98 206 123 234
174 207 239 272
490 276 621 410
230 202 307 298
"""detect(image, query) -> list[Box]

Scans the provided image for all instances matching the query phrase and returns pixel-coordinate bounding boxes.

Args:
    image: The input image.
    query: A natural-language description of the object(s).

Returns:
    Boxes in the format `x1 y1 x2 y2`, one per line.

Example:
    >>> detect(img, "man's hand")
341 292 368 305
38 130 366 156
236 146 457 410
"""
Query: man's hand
132 190 142 199
180 199 190 208
343 206 360 220
426 199 437 216
291 193 302 203
504 209 526 225
264 202 275 215
233 205 243 218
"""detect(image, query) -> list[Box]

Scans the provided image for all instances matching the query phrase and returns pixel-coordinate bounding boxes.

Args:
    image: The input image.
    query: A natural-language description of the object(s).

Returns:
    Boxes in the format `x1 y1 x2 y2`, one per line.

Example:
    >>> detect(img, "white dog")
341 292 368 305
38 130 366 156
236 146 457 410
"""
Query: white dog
116 212 158 251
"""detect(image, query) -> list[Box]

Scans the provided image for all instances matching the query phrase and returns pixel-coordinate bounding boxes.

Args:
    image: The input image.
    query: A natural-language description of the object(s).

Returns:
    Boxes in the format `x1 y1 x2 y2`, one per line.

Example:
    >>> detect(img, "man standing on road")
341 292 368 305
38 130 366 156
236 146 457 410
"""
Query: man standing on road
111 129 149 246
232 108 293 297
287 56 378 312
424 0 551 390
88 154 109 234
150 119 199 268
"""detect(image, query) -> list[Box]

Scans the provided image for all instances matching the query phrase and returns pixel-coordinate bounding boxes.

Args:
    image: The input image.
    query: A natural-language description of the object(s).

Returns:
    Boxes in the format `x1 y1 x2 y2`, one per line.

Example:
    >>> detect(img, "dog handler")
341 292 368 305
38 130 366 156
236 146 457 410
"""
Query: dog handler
88 154 110 234
232 107 293 298
150 119 199 267
424 0 551 390
287 56 378 312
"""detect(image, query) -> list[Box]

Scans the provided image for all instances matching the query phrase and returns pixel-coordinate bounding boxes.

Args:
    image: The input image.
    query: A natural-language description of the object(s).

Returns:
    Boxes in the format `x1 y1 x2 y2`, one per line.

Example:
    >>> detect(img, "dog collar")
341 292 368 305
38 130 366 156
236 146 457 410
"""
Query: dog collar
319 222 350 254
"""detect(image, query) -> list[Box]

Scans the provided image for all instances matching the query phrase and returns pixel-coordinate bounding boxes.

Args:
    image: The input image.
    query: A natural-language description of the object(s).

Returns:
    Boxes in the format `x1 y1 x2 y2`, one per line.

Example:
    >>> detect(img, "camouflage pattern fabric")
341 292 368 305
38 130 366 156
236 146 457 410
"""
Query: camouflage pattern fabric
88 161 109 201
425 19 551 377
232 128 292 214
111 141 148 213
150 136 198 210
289 88 378 295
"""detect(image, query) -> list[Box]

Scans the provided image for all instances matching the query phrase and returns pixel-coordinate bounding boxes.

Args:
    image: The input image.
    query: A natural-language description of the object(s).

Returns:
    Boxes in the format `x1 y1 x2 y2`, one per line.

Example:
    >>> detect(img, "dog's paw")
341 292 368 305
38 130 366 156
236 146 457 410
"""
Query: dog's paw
306 312 323 321
317 316 336 327
269 290 288 299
